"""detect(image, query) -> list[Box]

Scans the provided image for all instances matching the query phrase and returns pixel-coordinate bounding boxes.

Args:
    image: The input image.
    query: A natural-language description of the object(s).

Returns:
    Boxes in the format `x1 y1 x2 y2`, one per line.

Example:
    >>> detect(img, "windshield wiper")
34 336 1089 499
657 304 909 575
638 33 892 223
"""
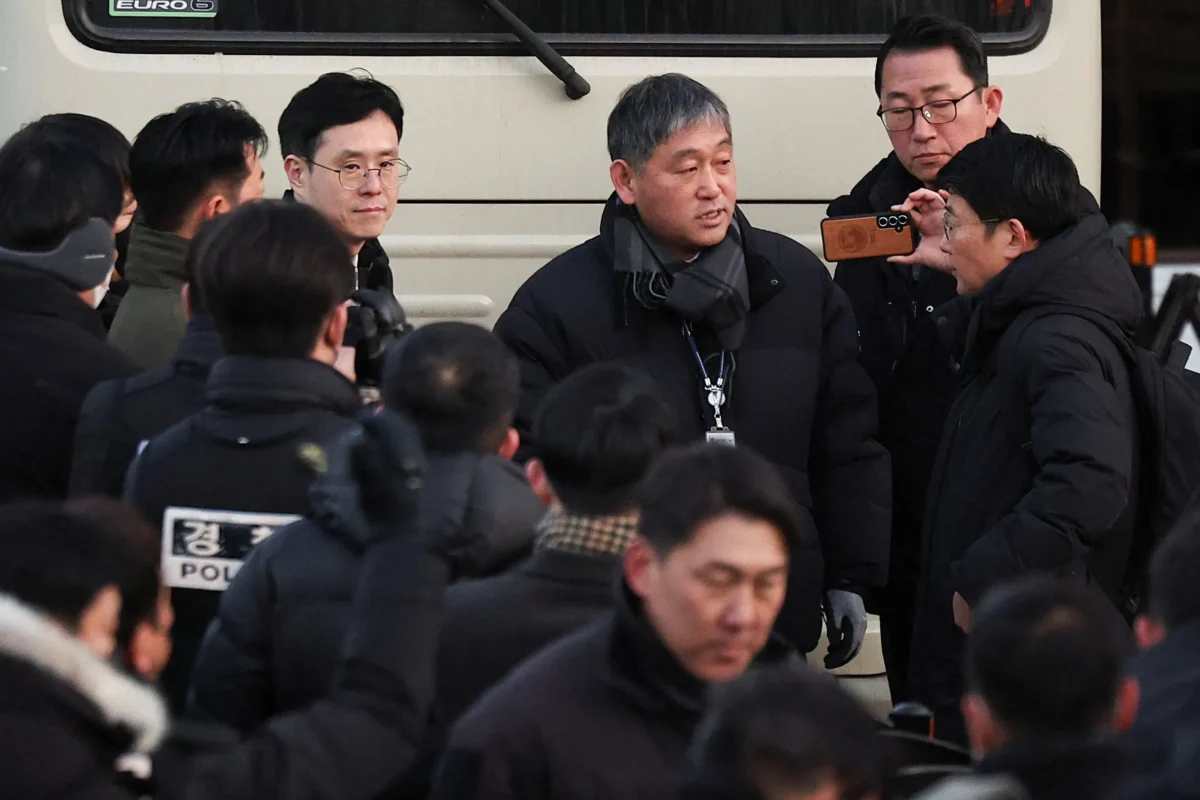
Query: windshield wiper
481 0 591 100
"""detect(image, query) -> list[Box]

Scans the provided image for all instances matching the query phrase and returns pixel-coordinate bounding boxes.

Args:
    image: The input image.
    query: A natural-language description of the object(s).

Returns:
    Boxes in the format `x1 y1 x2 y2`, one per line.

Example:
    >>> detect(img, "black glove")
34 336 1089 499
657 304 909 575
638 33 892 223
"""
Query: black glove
349 408 427 538
349 289 414 387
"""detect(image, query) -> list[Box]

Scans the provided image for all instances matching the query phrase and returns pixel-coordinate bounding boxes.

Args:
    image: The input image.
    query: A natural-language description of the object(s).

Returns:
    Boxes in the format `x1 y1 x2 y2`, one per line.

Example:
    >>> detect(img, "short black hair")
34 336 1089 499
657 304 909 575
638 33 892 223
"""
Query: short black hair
638 444 810 557
0 123 125 252
681 665 886 800
131 99 268 233
64 498 161 651
193 200 354 359
1147 512 1200 632
965 576 1130 738
39 113 132 189
534 364 677 515
381 322 518 453
0 500 144 632
936 133 1086 242
875 14 989 96
278 71 405 163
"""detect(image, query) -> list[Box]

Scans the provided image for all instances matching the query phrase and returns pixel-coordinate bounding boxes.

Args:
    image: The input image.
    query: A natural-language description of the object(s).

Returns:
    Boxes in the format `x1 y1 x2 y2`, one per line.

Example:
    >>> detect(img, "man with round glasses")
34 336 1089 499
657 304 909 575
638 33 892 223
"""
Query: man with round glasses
279 71 410 295
826 14 1005 712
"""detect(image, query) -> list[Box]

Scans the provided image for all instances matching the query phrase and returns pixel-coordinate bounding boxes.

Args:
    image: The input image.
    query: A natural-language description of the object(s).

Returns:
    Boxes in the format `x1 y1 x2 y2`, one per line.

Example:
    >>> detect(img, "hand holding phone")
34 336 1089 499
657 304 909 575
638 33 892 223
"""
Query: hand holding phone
821 212 916 262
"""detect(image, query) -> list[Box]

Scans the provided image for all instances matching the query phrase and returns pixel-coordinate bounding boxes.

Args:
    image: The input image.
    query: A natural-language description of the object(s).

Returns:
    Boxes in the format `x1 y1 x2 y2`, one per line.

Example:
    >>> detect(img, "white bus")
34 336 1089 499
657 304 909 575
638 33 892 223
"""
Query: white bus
0 0 1102 686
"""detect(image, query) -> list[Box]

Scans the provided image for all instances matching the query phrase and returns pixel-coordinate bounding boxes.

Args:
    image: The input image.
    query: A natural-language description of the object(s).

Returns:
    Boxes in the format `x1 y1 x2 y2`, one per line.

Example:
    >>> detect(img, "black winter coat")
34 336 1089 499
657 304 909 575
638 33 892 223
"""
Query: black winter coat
0 263 139 504
493 196 891 651
431 582 798 800
910 214 1143 721
1120 620 1200 800
188 451 544 732
125 356 363 712
70 315 223 499
976 738 1129 800
829 150 961 598
438 548 621 727
0 516 450 800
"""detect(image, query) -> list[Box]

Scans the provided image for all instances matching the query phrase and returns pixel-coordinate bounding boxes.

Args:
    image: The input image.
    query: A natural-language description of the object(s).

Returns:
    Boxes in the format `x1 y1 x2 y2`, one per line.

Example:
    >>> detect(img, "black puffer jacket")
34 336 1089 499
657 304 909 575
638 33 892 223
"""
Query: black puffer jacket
0 263 139 504
910 213 1143 733
187 449 544 732
493 195 891 652
829 148 961 604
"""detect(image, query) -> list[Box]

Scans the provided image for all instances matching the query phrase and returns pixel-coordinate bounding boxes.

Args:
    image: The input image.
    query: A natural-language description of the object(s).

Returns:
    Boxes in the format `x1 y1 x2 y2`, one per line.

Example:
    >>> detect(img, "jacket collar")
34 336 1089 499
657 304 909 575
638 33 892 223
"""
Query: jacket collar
520 546 623 586
0 261 107 339
0 593 168 754
536 510 639 558
606 580 794 723
171 313 223 372
205 355 362 414
975 735 1126 796
122 224 190 290
596 193 787 328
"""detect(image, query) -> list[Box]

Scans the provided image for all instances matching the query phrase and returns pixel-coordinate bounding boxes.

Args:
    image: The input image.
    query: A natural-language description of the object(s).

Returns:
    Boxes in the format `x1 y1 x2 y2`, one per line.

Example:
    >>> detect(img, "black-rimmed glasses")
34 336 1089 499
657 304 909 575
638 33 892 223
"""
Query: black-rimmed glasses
878 88 983 132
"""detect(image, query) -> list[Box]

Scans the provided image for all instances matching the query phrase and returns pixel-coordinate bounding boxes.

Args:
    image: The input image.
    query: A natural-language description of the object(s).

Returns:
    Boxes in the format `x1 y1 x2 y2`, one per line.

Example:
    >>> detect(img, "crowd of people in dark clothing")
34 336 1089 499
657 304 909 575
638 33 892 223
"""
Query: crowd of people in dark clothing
0 10 1199 800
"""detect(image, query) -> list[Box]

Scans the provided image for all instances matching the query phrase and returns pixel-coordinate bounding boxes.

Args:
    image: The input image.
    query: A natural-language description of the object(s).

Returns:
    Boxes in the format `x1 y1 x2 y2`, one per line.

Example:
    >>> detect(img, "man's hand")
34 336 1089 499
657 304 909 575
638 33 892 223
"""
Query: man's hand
823 589 868 669
350 409 426 538
953 592 972 634
888 188 954 274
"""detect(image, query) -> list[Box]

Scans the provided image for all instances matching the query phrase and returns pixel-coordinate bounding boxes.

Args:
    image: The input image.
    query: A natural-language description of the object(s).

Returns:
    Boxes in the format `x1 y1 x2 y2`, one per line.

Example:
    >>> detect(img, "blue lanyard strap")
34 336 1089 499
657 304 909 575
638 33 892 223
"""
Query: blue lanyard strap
682 323 729 428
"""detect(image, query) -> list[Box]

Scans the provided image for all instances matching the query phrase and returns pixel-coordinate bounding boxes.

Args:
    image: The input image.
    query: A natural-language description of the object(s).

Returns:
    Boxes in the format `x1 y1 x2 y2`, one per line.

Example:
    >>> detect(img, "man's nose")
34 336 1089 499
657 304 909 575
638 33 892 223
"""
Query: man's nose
911 112 938 142
359 170 385 194
696 165 720 199
721 586 755 630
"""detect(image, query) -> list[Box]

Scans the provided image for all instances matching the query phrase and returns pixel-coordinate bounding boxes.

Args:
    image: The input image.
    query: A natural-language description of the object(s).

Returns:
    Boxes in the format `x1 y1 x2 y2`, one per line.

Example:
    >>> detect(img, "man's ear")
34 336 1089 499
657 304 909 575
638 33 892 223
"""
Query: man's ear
497 428 520 461
284 154 309 193
1003 218 1036 258
962 693 1001 759
624 537 657 600
983 85 1004 129
1134 615 1168 651
1113 676 1140 734
524 458 555 507
610 159 638 206
324 303 350 350
76 585 122 662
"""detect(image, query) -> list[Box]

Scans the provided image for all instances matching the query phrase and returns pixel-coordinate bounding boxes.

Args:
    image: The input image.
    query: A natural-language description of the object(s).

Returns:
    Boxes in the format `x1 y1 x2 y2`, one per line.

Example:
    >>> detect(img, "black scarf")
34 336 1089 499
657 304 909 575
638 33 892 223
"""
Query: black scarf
612 199 750 351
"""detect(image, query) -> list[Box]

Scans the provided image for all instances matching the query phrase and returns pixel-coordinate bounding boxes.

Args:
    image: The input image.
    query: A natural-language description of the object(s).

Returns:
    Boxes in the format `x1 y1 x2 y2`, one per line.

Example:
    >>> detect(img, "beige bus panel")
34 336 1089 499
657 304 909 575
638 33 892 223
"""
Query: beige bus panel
0 2 1098 328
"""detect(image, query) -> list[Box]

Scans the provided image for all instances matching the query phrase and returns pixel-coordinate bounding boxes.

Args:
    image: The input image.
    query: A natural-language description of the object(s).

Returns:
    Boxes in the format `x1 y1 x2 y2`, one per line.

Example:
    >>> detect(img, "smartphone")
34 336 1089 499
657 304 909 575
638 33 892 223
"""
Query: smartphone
821 211 916 262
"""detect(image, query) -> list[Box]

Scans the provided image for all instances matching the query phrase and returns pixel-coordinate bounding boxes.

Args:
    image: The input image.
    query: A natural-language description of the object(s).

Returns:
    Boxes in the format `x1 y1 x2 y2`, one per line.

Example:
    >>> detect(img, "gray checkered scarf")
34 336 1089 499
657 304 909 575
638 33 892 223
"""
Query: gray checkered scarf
612 199 750 351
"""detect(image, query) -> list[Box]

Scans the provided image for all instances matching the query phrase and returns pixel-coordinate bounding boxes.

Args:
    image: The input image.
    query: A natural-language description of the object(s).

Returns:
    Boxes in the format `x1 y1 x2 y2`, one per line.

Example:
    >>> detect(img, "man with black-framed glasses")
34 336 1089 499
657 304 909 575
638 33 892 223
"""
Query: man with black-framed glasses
827 14 1012 713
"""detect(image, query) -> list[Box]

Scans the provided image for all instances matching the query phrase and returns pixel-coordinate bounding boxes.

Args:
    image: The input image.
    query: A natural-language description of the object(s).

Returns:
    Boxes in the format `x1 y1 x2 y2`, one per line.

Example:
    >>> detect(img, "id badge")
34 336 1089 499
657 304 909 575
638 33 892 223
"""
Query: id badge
706 427 736 447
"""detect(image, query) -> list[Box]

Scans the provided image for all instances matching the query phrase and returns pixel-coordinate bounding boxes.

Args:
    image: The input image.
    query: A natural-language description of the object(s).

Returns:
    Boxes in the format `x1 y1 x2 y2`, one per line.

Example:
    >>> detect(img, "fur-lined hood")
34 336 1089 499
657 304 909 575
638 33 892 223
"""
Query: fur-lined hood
0 592 168 753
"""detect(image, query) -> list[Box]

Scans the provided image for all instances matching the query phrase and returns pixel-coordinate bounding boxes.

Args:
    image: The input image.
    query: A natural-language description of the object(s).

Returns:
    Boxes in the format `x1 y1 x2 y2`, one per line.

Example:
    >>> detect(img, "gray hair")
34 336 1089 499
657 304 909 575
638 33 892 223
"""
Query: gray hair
607 74 732 171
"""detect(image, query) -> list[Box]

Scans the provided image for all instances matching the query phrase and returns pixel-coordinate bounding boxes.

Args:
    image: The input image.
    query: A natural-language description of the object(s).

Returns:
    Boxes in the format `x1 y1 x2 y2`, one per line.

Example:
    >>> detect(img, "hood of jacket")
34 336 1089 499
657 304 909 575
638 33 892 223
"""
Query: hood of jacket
960 213 1144 369
121 224 190 290
310 440 544 579
0 593 168 754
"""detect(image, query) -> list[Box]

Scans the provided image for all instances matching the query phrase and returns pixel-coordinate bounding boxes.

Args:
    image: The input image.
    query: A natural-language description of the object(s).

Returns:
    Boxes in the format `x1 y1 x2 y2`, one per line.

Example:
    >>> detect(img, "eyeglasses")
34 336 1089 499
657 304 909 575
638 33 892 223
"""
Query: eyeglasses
306 157 411 190
878 88 983 133
944 215 1002 240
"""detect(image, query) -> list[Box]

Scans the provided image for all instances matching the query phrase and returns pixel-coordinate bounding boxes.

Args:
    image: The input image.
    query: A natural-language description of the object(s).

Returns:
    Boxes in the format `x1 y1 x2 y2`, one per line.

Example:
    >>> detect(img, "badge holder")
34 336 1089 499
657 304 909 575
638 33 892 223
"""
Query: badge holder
685 323 737 447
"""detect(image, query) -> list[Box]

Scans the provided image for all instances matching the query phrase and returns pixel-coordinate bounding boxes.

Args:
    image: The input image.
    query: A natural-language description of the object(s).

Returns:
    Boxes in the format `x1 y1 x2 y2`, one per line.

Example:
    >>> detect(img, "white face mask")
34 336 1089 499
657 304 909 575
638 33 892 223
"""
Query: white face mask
92 267 115 309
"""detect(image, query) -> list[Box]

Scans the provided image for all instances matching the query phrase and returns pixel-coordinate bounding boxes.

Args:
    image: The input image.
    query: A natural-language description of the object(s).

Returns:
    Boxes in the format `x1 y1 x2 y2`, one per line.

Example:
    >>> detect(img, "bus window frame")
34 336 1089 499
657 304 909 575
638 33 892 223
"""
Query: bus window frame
63 0 1053 58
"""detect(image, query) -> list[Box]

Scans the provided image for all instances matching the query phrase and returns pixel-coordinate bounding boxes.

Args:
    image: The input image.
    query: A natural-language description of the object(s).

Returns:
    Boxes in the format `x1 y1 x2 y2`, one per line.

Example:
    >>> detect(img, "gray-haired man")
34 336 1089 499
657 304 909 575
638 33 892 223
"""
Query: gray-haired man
493 73 891 667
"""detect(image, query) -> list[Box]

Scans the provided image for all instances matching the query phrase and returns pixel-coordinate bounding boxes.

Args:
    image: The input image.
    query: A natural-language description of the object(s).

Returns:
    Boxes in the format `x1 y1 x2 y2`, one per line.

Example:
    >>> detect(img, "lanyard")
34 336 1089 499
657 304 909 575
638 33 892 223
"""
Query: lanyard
683 323 729 429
